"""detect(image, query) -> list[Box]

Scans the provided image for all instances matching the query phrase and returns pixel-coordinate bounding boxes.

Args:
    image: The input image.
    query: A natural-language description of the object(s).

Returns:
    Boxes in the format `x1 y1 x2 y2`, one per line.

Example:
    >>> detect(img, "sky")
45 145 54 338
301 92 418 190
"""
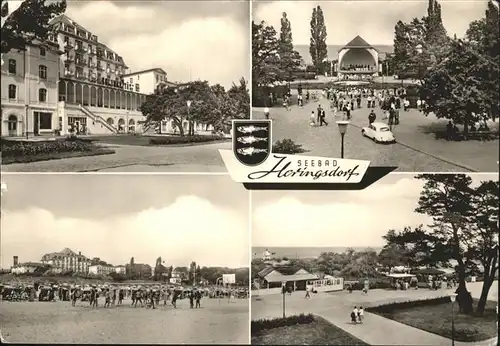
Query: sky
253 0 491 45
252 173 498 248
0 174 249 269
62 0 250 88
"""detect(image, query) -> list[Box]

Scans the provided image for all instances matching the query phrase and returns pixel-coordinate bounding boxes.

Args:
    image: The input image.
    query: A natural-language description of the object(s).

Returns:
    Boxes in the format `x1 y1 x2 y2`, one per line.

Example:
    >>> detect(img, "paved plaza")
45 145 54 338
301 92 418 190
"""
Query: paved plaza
253 95 499 172
1 141 229 172
251 281 498 345
0 297 249 344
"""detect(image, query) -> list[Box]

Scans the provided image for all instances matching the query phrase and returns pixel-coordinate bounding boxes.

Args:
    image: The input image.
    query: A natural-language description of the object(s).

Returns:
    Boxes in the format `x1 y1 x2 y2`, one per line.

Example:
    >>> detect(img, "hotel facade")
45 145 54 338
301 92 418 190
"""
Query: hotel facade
1 14 208 137
40 248 92 274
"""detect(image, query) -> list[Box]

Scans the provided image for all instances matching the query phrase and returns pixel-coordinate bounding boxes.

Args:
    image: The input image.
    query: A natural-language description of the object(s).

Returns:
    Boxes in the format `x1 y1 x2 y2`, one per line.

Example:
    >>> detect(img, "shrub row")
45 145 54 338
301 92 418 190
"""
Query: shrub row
366 296 451 313
1 138 96 158
149 135 223 146
251 313 315 334
272 139 306 155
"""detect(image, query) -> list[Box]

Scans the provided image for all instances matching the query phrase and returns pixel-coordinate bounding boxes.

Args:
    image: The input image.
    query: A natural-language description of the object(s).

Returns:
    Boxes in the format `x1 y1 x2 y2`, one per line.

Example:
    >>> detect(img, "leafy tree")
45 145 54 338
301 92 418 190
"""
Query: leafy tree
188 261 197 284
425 0 447 45
195 265 201 283
309 6 328 74
465 1 499 121
278 12 302 81
419 39 491 134
1 0 66 55
140 80 247 135
252 20 282 89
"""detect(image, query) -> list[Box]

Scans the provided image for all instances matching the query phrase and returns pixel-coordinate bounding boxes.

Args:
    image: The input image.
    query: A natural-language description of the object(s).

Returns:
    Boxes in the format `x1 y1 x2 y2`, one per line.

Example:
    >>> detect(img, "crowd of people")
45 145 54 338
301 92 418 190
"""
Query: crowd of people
0 280 249 309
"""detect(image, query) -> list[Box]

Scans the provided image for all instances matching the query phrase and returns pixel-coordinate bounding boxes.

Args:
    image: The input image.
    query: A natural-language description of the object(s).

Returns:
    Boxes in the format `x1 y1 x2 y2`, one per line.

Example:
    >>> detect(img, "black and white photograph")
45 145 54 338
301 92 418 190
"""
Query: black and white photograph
252 0 499 172
0 174 250 344
1 0 250 172
251 174 498 345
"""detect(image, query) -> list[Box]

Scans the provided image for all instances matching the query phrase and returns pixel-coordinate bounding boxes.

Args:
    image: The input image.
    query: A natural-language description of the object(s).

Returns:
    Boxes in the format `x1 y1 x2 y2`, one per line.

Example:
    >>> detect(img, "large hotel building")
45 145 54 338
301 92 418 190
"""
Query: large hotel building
1 14 208 137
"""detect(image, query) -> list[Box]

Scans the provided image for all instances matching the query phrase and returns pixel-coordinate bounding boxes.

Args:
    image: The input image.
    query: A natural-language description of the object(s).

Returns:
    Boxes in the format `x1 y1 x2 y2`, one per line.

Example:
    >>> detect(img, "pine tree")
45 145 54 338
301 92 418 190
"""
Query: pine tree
252 20 282 88
309 6 328 74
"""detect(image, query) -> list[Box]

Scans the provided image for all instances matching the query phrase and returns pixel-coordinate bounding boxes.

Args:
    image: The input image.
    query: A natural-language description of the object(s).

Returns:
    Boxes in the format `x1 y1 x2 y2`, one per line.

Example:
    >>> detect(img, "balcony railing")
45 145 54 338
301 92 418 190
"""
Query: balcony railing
66 55 75 62
75 59 88 66
75 46 86 53
64 70 74 77
76 73 88 80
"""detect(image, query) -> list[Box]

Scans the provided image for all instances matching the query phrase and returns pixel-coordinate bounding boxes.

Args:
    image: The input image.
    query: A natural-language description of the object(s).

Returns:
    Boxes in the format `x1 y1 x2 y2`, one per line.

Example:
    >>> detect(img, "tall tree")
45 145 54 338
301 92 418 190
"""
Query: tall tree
425 0 447 45
419 39 492 134
252 20 282 88
1 0 66 56
468 180 499 315
465 1 499 122
309 6 328 74
278 12 302 81
414 174 479 314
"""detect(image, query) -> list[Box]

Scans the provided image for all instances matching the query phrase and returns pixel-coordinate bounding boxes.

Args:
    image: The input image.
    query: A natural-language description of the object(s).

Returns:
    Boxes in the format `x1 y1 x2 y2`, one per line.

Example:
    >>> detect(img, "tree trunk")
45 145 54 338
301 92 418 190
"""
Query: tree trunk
476 248 498 315
455 258 474 314
173 117 184 136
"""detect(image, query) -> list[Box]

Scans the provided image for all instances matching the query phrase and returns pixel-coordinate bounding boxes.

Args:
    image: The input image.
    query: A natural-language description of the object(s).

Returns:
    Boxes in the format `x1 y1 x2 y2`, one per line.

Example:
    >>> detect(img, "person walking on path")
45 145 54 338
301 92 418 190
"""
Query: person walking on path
305 284 311 299
358 307 364 323
319 109 328 126
351 306 358 324
264 107 269 120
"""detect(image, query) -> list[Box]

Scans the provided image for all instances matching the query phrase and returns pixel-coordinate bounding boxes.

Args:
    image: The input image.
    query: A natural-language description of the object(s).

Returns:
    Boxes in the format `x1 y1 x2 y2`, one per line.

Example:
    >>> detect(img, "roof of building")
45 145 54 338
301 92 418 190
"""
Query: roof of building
265 273 319 283
42 248 88 260
14 262 46 268
294 44 393 65
341 35 373 50
122 68 167 77
258 267 279 278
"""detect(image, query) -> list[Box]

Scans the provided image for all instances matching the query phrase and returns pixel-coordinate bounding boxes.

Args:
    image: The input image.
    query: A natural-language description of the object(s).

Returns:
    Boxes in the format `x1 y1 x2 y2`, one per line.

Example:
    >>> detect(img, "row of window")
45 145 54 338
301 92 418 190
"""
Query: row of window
7 60 48 79
8 84 49 102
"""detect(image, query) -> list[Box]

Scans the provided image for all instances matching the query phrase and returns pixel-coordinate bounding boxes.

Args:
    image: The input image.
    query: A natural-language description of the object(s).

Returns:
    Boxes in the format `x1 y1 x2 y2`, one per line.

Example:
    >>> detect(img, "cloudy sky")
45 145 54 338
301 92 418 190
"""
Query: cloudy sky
252 173 497 247
1 174 249 269
253 0 491 45
63 0 250 88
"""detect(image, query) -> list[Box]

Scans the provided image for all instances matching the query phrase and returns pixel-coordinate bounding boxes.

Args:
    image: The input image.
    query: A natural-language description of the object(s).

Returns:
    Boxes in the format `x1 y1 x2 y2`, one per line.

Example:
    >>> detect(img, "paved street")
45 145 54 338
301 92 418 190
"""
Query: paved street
1 297 249 344
1 141 229 172
252 281 498 345
253 97 499 172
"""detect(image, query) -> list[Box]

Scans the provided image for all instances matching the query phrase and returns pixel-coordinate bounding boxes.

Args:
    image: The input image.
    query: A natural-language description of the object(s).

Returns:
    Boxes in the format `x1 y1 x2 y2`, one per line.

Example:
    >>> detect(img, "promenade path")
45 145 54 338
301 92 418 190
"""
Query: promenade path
2 141 230 172
252 281 498 345
252 95 499 172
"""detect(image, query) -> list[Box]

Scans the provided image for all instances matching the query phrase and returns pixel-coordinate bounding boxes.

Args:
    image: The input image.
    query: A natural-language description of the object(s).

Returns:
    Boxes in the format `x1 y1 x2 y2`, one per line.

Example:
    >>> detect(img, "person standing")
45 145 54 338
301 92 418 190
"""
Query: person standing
368 110 376 124
319 108 328 126
305 284 311 299
195 290 202 308
317 105 323 124
264 107 270 120
189 290 194 309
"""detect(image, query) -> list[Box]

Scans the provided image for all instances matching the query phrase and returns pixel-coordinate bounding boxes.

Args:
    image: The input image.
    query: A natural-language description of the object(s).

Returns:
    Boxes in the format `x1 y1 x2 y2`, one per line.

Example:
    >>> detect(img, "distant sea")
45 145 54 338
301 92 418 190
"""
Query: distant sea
252 246 383 260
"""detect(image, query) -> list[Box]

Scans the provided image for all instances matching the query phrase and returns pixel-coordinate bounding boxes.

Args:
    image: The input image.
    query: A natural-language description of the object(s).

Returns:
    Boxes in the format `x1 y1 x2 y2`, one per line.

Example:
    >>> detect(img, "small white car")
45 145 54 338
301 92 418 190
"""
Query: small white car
361 122 396 143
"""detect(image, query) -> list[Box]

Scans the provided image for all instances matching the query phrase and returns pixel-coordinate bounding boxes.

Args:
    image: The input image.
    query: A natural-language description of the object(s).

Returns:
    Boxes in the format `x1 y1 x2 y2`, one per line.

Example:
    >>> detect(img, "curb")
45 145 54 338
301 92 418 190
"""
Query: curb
345 122 479 172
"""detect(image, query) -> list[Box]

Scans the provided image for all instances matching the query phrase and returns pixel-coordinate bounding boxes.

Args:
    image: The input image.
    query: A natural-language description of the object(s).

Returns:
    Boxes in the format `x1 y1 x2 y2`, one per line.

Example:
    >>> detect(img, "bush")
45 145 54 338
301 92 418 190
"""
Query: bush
272 139 305 154
366 296 452 313
1 138 96 158
251 313 315 334
149 135 223 146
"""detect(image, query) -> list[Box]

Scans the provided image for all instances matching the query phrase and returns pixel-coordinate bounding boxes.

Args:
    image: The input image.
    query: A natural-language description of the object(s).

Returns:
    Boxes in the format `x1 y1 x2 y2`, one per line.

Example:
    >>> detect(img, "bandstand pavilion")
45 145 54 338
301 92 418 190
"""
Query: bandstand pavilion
337 35 380 81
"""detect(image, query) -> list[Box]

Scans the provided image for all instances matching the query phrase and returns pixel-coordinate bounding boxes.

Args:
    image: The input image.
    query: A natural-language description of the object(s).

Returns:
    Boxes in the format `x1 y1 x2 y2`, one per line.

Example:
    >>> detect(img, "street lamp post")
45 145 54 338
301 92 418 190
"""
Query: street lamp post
186 100 192 136
282 281 286 318
336 121 350 159
450 293 457 346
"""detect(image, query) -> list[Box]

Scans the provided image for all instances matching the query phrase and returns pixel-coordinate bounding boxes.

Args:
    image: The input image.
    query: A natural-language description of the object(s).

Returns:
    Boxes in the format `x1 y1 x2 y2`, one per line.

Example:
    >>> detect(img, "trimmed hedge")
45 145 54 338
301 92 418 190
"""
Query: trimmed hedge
149 135 224 146
366 296 451 313
252 313 315 334
1 138 97 158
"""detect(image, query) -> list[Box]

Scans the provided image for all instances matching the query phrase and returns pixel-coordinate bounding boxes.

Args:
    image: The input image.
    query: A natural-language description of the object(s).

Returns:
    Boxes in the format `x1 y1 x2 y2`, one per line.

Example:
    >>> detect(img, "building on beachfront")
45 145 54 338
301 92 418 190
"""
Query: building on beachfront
40 247 91 274
169 268 184 284
262 249 273 261
88 264 115 275
1 14 211 137
254 266 344 295
121 68 173 95
11 262 48 274
115 265 126 275
294 36 394 80
1 39 63 137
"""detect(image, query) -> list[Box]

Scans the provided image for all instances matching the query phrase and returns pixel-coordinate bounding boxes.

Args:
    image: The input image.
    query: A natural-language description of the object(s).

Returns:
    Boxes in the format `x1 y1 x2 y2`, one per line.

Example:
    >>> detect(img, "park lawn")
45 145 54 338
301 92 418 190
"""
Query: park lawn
370 299 498 342
251 316 368 345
